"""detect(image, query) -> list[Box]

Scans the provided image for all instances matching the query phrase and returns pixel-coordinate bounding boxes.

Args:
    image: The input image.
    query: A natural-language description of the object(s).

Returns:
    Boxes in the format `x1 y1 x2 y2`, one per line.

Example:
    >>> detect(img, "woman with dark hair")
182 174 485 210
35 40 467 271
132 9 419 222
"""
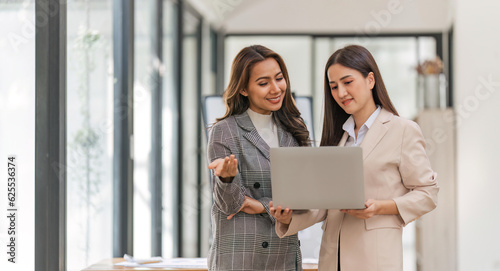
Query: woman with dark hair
207 45 310 270
271 45 439 271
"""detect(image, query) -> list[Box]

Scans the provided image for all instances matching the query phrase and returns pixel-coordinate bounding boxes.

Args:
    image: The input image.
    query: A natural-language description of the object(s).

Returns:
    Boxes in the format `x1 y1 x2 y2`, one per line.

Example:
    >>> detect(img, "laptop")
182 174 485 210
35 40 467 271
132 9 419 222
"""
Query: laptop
270 146 365 210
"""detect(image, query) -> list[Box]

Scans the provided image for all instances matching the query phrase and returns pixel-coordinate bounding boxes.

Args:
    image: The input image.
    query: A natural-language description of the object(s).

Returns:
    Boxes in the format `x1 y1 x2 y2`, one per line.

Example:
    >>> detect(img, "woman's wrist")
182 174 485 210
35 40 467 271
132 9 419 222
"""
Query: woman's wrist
375 200 399 215
219 176 235 183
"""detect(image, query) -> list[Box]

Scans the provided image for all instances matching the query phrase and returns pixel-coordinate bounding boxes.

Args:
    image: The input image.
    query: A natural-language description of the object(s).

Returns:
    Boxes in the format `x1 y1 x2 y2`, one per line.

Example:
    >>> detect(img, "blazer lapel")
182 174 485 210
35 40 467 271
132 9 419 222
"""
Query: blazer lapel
235 112 271 160
360 108 393 160
277 124 298 147
338 131 349 147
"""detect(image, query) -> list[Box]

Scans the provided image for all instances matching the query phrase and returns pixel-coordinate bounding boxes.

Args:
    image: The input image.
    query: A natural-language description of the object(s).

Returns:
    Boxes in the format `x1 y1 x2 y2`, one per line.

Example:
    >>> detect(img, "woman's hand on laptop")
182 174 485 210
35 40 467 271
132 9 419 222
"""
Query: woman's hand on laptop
340 199 399 219
340 199 377 219
208 154 238 182
269 201 292 225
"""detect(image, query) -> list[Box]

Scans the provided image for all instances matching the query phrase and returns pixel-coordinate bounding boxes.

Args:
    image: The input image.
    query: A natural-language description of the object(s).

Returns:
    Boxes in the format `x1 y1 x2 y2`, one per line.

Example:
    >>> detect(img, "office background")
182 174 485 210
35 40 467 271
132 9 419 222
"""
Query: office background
0 0 499 270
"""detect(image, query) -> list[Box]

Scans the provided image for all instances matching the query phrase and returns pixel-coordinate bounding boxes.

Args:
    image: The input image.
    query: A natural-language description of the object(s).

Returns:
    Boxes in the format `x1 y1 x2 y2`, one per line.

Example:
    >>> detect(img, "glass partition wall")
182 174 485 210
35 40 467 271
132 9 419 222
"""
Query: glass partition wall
0 2 36 270
180 7 202 257
66 1 114 270
133 0 154 258
65 0 209 269
161 0 178 259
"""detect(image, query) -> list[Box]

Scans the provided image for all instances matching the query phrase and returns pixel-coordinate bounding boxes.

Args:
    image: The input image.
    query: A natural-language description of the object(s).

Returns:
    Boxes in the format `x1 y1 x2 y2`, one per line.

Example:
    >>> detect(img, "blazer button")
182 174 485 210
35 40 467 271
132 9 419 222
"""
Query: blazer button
253 182 260 189
262 241 269 248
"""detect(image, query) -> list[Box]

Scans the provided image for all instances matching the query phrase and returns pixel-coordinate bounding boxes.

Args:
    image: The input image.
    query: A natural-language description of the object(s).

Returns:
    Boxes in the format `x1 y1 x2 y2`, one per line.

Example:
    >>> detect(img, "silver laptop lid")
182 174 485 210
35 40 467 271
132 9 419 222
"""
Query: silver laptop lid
270 146 365 210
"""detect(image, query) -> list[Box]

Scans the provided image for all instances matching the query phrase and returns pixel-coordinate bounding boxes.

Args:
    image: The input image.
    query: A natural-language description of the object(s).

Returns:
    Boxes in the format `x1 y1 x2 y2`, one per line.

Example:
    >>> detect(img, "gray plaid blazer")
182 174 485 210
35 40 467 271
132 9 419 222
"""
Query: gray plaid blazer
207 112 302 271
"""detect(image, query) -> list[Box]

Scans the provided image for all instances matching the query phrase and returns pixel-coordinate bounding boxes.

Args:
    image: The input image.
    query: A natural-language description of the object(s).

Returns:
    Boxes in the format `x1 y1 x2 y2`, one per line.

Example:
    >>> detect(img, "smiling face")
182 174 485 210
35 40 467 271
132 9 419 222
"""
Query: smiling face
327 63 376 120
240 58 286 115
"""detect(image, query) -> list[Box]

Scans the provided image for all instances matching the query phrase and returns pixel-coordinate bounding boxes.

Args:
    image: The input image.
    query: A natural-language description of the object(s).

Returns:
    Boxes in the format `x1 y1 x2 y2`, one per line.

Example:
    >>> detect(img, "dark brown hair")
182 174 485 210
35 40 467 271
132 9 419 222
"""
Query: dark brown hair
320 45 399 146
217 45 310 146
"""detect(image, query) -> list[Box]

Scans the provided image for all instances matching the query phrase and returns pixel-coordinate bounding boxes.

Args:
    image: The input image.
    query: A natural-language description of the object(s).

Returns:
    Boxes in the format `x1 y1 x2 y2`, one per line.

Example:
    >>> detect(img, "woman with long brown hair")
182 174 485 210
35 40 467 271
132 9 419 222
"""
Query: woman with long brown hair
207 45 309 270
271 45 439 270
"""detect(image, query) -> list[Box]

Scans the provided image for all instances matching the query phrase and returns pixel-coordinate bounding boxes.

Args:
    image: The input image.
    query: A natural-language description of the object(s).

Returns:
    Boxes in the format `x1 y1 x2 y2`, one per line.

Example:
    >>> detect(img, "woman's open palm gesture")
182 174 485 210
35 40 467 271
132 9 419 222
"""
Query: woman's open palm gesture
208 154 238 181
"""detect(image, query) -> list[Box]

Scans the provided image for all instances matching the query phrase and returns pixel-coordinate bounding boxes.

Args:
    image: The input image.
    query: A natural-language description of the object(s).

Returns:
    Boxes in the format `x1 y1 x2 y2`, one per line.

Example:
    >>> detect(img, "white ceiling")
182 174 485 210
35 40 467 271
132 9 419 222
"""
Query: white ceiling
191 0 454 34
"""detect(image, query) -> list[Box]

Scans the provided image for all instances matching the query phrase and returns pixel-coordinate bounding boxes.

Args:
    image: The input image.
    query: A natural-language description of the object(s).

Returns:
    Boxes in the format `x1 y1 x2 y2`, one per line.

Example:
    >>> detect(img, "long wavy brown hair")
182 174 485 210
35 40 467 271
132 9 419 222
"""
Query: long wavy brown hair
217 45 310 146
320 45 399 146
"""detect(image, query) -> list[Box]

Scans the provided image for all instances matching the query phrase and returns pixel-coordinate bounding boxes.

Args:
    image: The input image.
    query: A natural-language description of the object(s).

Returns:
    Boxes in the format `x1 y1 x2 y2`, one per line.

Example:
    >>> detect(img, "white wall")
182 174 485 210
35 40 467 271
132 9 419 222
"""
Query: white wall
222 0 453 34
454 0 500 270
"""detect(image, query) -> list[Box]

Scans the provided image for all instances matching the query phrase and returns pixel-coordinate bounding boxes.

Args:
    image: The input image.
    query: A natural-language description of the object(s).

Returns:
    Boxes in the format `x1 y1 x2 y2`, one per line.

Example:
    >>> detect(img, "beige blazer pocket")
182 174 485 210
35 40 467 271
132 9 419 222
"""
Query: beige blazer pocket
365 215 404 230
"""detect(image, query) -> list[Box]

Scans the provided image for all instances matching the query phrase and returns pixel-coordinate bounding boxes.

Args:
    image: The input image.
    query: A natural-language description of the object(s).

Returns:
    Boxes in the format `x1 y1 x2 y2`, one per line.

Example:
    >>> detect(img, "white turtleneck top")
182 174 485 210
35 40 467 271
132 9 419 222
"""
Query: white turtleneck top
246 108 279 148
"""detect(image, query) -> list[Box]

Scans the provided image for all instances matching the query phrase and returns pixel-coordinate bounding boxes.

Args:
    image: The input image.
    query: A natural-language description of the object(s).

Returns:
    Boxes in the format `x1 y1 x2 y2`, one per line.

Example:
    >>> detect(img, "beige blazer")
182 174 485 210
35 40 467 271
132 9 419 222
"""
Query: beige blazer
276 108 439 271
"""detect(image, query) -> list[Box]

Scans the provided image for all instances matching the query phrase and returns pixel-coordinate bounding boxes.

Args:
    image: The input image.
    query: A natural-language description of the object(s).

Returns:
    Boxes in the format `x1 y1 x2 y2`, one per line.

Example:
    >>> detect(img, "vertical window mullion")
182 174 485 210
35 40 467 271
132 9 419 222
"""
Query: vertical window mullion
174 0 184 257
35 0 67 270
112 0 135 257
150 0 164 257
195 18 203 257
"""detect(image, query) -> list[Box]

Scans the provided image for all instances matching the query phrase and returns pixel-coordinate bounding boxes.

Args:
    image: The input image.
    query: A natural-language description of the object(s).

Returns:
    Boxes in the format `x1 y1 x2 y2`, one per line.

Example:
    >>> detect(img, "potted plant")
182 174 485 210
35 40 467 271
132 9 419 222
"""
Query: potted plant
416 57 445 109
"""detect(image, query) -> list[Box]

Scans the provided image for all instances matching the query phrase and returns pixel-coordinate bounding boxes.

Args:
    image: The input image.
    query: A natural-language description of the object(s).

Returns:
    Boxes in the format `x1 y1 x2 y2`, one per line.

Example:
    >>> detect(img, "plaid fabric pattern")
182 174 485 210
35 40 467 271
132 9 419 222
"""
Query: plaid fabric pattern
207 112 302 271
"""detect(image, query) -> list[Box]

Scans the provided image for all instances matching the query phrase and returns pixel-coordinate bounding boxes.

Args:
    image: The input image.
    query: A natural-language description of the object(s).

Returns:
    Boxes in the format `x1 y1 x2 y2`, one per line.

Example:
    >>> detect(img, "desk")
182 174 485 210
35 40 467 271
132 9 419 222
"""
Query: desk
82 258 318 271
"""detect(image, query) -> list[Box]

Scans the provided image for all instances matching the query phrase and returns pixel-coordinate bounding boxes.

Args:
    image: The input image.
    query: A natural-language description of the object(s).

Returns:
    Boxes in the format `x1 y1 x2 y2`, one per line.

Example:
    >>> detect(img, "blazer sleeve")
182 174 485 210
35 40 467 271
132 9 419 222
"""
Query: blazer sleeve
393 120 439 225
207 122 247 216
256 197 276 224
275 209 327 238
